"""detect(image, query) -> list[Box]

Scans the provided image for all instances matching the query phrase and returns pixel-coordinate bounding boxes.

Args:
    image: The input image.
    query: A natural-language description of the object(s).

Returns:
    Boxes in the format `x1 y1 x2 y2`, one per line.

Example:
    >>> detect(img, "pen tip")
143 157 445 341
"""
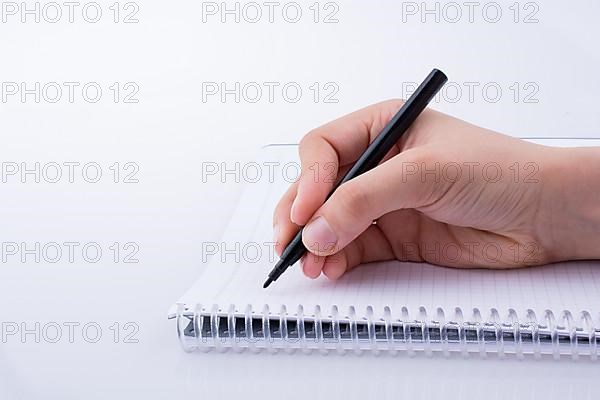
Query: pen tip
263 277 273 289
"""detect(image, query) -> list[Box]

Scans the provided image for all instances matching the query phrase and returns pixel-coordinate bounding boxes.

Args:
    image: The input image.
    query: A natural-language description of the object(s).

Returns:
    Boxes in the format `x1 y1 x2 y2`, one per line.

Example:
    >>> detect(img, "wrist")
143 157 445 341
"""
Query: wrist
540 146 600 261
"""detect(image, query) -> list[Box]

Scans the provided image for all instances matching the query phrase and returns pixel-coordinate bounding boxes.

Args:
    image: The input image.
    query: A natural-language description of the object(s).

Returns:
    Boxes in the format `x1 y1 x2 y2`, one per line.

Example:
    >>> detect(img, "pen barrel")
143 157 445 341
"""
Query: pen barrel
335 68 447 190
269 229 306 280
266 69 447 287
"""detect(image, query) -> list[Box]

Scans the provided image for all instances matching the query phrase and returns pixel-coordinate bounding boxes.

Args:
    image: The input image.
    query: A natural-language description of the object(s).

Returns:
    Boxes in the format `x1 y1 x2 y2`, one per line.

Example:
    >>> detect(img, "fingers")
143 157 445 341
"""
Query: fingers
272 181 299 256
273 164 351 256
321 224 396 279
291 100 404 225
301 224 396 279
302 147 439 257
303 210 515 280
300 253 325 279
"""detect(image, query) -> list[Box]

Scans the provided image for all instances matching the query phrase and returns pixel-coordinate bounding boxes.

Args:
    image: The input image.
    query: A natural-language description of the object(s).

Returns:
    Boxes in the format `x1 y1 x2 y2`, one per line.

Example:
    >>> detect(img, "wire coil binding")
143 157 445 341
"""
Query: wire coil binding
176 304 600 359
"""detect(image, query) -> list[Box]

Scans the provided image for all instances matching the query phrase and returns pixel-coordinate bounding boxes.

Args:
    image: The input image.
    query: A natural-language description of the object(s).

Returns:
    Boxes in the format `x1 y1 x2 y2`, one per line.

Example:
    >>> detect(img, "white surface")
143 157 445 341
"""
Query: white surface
1 1 599 399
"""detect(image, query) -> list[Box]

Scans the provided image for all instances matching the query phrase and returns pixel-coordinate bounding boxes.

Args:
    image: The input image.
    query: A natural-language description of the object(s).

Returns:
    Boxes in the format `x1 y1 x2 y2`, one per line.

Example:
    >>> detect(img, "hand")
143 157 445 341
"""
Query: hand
273 100 600 280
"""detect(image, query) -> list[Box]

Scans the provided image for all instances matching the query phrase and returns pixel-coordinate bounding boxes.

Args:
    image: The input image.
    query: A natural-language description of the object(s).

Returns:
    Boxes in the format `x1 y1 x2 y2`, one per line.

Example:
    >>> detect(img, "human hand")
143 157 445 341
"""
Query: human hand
273 100 600 279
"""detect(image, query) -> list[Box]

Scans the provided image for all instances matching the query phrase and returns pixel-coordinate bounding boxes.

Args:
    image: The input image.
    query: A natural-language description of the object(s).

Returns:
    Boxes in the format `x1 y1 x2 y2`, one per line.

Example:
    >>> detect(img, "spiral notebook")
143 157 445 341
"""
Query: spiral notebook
171 140 600 359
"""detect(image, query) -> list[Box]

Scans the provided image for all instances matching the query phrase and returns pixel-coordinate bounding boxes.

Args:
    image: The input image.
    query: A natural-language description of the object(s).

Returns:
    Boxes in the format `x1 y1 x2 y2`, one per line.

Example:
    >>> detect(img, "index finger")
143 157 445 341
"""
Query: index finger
290 99 404 225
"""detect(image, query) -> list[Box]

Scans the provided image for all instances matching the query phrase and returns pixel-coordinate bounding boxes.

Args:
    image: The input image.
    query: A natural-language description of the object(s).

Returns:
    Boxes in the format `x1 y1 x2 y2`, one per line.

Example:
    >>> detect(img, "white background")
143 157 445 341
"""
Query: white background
1 0 599 399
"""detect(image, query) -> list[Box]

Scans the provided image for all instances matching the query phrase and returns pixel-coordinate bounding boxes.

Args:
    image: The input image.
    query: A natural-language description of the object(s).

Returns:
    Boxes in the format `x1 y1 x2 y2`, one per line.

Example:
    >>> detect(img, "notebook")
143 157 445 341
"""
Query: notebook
171 140 600 359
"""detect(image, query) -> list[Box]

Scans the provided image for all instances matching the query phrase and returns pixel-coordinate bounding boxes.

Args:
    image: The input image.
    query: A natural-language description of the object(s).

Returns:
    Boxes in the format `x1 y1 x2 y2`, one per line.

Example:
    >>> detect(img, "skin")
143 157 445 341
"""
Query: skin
272 100 600 280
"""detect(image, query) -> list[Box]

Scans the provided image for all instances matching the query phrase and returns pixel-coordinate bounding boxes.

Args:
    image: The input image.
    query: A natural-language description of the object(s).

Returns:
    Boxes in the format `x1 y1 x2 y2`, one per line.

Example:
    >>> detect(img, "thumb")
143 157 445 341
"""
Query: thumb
301 148 437 256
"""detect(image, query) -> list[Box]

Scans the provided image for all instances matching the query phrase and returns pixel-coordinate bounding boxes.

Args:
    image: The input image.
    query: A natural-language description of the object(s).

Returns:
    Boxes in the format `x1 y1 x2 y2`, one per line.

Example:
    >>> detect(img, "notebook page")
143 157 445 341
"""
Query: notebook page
178 144 600 319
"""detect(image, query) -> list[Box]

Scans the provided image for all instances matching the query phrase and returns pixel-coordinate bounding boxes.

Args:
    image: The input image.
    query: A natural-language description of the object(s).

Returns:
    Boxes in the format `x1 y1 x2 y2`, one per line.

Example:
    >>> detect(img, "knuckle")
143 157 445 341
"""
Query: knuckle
406 147 437 166
332 182 371 222
299 129 318 150
387 98 406 110
401 149 441 185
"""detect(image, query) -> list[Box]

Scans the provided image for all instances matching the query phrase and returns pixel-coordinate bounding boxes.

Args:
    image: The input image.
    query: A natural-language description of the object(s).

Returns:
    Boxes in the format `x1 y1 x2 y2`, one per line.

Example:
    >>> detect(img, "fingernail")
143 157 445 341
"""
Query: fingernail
299 255 316 279
303 216 337 253
290 198 298 224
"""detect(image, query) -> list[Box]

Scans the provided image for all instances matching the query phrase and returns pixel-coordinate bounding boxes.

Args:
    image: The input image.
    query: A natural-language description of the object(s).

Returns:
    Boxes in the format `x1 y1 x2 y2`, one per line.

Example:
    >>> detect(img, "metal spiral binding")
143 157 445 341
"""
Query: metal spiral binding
175 304 600 359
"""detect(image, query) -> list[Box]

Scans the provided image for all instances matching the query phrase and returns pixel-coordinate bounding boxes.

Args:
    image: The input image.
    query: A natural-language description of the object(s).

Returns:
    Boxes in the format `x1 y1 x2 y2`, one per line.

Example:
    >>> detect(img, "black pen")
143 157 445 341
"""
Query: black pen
263 68 448 288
